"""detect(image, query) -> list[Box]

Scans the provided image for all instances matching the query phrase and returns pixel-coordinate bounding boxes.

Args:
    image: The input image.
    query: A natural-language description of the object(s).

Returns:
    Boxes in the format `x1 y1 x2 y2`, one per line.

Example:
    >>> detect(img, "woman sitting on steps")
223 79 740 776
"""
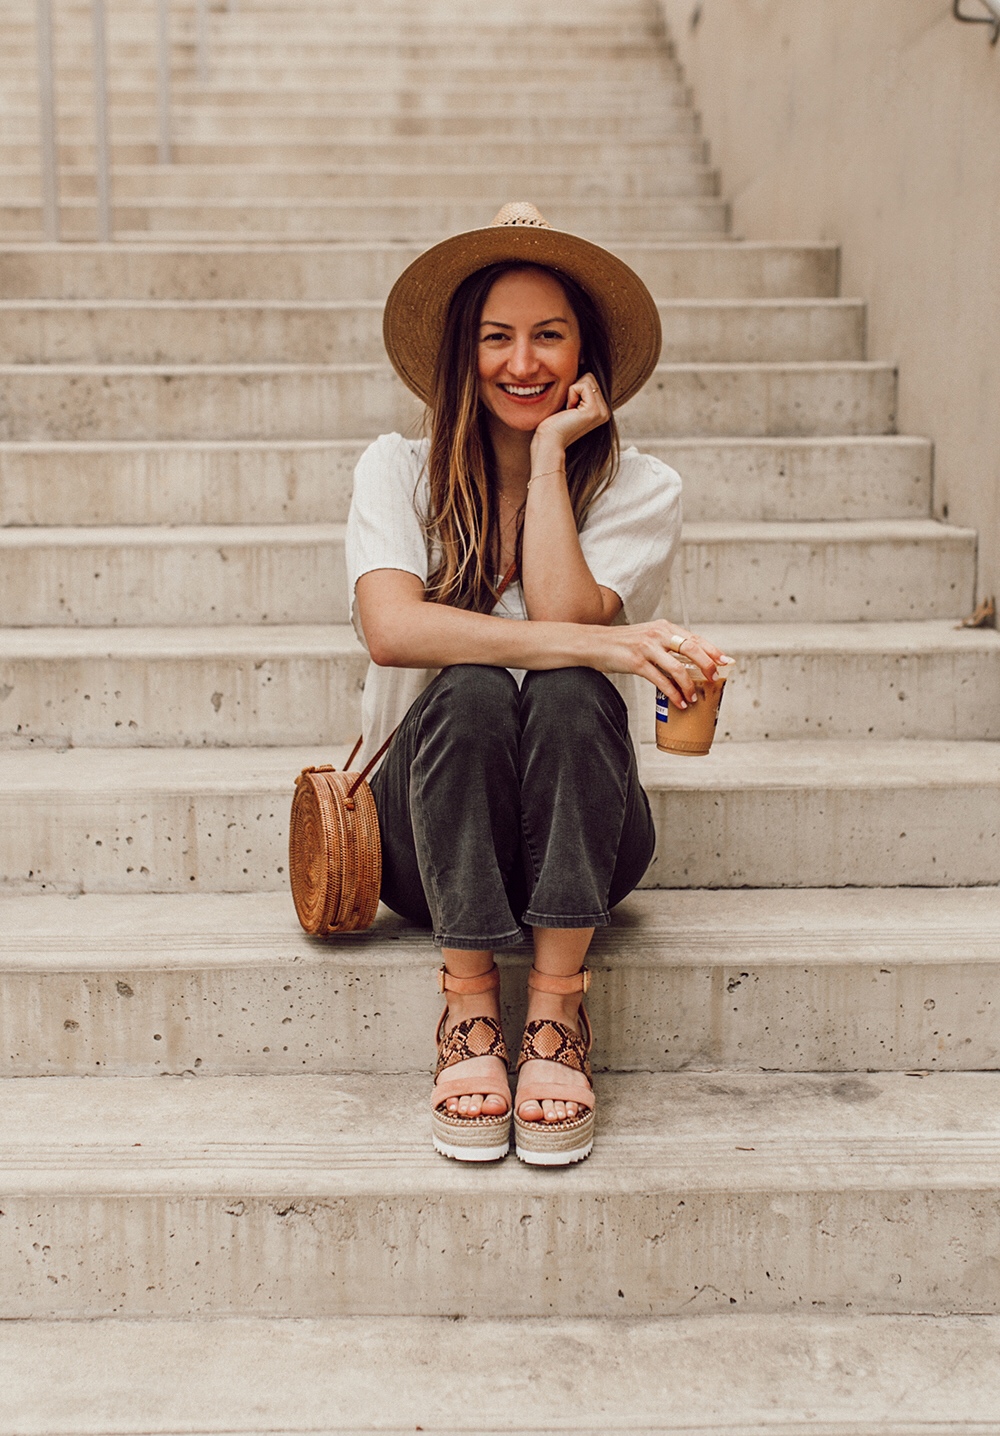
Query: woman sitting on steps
346 202 725 1167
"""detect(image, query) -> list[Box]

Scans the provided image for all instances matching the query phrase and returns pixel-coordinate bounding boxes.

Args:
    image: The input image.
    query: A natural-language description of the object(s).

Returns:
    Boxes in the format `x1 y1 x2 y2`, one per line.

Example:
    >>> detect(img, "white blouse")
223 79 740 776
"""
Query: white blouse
345 432 683 766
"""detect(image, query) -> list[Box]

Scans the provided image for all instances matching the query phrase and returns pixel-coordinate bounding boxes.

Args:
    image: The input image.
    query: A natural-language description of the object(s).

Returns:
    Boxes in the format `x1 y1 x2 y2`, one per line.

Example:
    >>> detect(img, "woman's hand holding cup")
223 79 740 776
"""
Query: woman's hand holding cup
595 619 730 710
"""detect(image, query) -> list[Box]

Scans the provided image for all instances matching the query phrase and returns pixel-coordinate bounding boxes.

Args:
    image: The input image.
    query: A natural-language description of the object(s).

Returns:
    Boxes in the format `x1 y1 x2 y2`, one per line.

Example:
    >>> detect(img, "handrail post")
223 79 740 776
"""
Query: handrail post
156 0 172 163
196 0 209 85
91 0 112 240
35 0 60 241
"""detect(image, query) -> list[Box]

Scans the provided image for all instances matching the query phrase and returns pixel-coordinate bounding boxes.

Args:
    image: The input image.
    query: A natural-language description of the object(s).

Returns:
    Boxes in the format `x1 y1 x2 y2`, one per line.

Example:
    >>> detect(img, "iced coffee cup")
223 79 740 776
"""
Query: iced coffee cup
655 657 734 757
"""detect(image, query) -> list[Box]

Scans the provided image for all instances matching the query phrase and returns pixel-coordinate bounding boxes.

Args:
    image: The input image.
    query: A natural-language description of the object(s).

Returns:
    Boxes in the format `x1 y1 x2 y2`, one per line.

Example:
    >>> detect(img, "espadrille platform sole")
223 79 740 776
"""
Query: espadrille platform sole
432 1108 512 1163
514 1108 595 1166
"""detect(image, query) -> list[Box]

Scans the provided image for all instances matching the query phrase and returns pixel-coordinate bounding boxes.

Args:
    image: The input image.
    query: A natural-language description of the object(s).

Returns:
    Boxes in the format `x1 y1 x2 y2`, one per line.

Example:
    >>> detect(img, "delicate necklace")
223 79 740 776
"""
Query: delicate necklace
497 489 525 515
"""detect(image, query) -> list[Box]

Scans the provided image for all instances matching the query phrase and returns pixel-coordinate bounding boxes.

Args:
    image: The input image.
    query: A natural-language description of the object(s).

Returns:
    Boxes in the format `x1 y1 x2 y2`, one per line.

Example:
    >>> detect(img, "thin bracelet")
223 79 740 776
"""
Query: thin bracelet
526 467 566 490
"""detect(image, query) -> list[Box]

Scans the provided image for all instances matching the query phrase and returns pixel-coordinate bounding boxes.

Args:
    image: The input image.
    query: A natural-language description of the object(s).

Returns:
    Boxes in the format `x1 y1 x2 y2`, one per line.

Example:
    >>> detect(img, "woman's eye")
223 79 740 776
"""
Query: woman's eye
481 332 508 343
537 330 565 341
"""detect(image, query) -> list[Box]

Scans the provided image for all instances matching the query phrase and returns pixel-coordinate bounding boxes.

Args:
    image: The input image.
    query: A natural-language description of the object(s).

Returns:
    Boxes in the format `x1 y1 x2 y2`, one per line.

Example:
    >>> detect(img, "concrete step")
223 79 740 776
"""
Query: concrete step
13 26 669 49
1 1068 1000 1316
2 1313 998 1435
46 164 720 203
0 137 712 167
0 196 730 241
4 620 995 750
0 241 840 301
712 620 1000 739
1 740 997 893
1 88 691 120
2 67 685 95
2 887 999 1076
0 44 678 66
4 27 675 49
667 519 974 623
0 436 932 527
0 519 969 627
0 108 704 141
0 298 863 366
0 625 367 747
0 524 351 626
0 362 895 441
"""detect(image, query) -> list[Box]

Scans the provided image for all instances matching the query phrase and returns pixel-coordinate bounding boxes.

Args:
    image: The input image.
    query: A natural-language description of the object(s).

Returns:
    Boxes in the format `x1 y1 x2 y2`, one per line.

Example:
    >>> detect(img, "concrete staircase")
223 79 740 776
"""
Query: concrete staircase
2 0 1000 1429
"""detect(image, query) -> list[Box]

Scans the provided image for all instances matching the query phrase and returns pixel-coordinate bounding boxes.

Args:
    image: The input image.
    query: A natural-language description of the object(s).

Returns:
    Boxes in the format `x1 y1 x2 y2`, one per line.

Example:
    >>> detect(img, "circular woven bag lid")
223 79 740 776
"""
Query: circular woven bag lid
289 767 381 934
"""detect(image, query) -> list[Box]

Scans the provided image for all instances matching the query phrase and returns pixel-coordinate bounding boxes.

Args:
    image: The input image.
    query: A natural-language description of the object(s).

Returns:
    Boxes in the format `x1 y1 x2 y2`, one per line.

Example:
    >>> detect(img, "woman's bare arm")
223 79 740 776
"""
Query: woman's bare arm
519 462 621 624
517 377 620 625
354 568 726 709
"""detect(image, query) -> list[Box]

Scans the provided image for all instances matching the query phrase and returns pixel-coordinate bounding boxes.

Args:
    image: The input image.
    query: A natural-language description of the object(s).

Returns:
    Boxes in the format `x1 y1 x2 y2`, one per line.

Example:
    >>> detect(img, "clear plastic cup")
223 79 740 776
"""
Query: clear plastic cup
655 657 734 757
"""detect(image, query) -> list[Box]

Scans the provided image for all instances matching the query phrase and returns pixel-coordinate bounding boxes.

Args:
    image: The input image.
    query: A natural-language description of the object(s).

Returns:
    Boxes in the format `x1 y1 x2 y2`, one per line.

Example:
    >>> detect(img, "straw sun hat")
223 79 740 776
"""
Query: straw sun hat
382 202 662 411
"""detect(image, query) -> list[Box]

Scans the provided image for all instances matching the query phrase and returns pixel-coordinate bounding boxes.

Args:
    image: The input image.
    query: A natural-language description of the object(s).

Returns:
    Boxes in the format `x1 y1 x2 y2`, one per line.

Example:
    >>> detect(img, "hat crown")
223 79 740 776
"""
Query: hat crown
490 201 552 230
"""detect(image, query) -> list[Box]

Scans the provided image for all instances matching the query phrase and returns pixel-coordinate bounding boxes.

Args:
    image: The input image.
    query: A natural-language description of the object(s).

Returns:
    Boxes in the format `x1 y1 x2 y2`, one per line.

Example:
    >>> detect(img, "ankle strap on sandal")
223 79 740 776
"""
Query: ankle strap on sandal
526 966 591 995
437 963 500 996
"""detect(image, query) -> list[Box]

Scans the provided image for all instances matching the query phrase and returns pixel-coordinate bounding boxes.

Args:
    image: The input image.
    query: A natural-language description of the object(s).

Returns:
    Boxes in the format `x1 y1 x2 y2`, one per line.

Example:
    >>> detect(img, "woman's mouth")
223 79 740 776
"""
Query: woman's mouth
497 381 554 404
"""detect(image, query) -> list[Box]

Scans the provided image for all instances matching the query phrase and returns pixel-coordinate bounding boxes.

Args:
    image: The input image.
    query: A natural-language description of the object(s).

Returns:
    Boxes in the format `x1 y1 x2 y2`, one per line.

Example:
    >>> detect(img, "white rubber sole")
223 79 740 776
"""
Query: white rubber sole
513 1107 595 1167
432 1135 510 1162
515 1139 594 1167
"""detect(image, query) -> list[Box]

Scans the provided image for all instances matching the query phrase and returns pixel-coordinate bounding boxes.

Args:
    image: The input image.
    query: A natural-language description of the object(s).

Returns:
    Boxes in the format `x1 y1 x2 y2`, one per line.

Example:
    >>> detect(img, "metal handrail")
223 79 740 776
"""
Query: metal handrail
953 0 1000 44
91 0 112 241
195 0 209 86
34 0 59 240
34 0 243 239
157 0 172 164
34 0 113 239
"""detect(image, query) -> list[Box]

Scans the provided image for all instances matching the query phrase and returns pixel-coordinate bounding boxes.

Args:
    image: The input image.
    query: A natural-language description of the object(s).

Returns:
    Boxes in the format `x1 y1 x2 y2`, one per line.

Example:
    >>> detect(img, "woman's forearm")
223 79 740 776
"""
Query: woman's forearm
356 570 727 710
357 570 601 671
519 456 608 624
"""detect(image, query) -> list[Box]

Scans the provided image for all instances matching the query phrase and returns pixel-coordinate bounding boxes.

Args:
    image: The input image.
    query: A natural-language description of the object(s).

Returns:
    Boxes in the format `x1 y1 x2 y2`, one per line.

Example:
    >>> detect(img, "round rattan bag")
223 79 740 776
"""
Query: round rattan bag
289 764 381 934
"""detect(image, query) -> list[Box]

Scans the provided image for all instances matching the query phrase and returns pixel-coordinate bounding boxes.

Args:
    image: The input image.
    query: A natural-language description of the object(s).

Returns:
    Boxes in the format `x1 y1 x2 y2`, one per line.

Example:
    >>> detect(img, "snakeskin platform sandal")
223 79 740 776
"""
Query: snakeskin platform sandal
513 967 595 1167
431 964 512 1162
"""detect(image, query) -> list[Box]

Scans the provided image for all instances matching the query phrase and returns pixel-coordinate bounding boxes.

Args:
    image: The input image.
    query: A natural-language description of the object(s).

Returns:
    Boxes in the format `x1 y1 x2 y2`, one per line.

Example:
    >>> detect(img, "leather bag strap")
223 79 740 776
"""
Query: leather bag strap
344 558 519 797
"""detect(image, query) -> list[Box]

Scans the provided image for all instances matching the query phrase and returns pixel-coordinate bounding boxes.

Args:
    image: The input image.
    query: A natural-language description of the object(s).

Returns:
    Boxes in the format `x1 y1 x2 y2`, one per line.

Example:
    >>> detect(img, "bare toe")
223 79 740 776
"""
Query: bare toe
518 1098 543 1123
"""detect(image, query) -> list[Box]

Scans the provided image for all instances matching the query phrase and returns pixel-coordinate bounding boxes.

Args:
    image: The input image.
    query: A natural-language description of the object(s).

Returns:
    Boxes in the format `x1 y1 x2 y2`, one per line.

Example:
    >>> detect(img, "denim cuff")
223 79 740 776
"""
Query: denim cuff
433 925 525 950
521 909 611 930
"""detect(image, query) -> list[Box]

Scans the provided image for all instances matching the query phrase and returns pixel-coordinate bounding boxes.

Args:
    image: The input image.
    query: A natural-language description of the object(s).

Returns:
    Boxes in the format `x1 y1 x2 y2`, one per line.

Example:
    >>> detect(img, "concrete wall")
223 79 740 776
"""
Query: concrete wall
660 0 1000 608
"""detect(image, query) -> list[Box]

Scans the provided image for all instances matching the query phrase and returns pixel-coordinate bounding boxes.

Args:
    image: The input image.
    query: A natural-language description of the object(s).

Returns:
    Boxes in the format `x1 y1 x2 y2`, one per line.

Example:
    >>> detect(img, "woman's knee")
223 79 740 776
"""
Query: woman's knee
420 663 519 739
521 667 628 740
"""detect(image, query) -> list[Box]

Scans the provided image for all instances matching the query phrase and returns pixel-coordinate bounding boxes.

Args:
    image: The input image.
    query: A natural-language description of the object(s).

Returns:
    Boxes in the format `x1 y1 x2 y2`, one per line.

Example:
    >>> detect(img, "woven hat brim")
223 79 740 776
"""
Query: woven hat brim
382 224 662 411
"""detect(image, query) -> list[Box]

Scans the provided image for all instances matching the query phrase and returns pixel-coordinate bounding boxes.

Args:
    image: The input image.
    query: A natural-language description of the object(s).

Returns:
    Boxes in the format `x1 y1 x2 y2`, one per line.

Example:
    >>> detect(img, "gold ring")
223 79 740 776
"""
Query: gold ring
668 634 688 653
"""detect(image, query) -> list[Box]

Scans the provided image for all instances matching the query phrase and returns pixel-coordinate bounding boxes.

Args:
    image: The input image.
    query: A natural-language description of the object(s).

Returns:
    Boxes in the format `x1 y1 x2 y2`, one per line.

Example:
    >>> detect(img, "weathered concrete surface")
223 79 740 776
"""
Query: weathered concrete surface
0 297 859 366
2 1070 1000 1317
0 520 972 627
0 435 930 527
1 888 999 1077
3 741 997 893
0 241 839 301
3 1313 1000 1434
0 361 892 442
4 620 999 749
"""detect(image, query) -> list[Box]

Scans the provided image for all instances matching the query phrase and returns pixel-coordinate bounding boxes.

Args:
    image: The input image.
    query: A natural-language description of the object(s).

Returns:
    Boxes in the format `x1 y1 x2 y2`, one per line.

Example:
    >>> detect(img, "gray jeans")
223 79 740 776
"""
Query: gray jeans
369 664 656 949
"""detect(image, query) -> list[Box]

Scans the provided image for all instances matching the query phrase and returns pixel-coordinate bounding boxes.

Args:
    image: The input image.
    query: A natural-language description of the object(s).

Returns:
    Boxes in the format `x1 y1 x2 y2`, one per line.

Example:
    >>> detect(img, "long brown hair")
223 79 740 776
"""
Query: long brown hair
423 261 620 612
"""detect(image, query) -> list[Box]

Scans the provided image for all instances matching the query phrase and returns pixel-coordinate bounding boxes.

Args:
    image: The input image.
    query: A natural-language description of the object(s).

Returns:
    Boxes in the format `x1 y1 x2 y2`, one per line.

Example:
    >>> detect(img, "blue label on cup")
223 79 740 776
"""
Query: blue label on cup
655 690 671 723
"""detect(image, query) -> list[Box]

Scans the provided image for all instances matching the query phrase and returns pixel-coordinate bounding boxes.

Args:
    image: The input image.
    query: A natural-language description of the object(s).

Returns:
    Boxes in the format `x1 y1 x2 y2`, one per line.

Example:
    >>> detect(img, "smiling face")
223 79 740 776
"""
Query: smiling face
476 266 582 435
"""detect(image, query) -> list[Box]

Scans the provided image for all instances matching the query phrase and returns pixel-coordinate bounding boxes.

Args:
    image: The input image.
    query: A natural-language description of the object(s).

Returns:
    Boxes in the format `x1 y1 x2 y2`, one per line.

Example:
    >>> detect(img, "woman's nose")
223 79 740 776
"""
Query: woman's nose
505 340 539 378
